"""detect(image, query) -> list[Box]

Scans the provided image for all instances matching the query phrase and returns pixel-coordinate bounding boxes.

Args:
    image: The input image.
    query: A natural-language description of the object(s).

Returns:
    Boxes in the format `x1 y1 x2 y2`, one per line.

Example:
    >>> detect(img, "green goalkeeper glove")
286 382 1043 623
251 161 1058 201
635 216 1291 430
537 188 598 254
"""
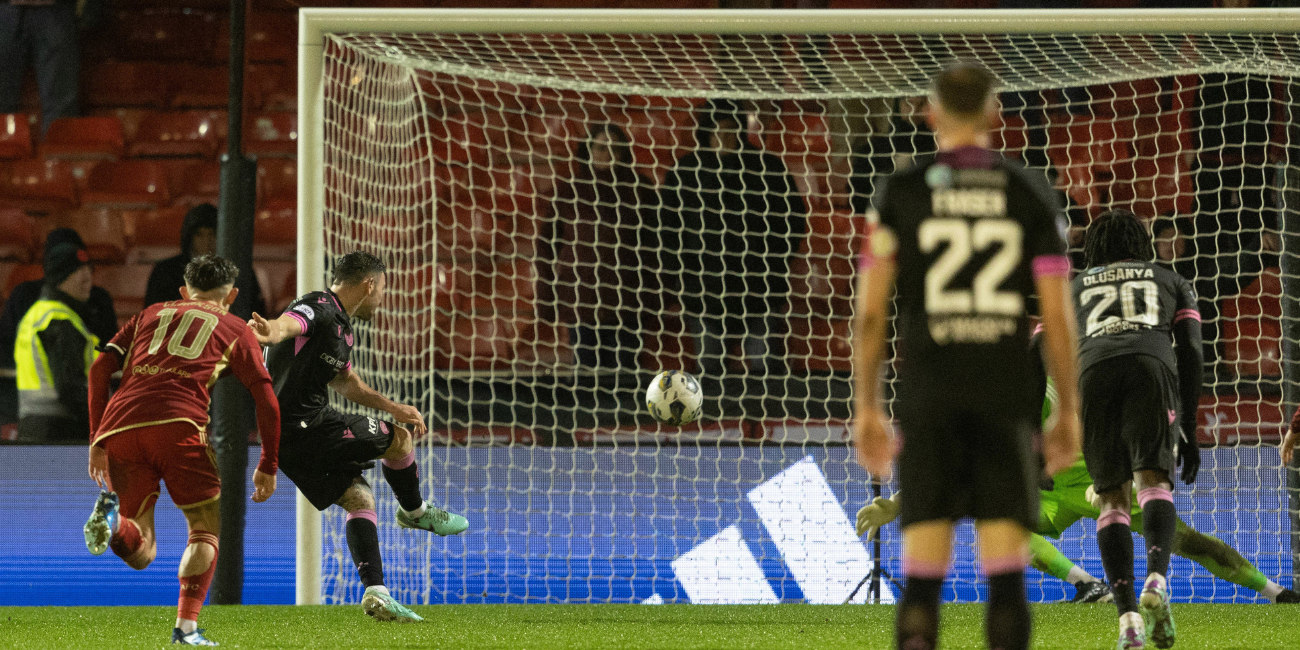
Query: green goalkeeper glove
855 494 901 541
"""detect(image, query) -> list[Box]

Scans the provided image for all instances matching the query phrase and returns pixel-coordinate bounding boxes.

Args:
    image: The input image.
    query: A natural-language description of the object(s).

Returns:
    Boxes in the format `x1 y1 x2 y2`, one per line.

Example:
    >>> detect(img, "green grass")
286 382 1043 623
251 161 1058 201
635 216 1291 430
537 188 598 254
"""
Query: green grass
1 604 1296 649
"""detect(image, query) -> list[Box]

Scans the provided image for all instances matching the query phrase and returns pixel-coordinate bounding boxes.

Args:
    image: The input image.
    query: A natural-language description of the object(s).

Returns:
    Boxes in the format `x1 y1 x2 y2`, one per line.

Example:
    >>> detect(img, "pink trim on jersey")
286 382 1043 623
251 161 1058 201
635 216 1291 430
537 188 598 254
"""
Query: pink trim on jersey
293 336 307 356
903 556 950 580
858 250 875 272
1031 323 1045 337
1137 487 1173 508
346 509 377 525
383 450 415 470
285 310 309 334
1032 254 1071 278
1097 509 1131 529
1173 308 1202 324
982 553 1029 577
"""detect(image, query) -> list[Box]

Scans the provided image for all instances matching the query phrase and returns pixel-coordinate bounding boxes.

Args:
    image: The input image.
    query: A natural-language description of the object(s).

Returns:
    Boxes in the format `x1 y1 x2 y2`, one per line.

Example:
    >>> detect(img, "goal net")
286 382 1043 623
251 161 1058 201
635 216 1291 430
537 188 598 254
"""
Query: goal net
301 9 1300 605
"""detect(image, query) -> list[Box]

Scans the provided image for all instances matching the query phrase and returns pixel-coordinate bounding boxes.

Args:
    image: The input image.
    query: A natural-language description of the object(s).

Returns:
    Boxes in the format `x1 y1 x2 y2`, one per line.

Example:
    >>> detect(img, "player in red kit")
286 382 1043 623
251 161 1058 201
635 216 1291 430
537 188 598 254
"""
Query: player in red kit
82 255 281 647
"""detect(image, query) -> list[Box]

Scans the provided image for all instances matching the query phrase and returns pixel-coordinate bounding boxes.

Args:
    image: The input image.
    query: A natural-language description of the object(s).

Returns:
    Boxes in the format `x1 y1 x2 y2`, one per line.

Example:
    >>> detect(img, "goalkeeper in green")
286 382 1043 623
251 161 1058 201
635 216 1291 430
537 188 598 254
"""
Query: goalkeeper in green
857 377 1299 604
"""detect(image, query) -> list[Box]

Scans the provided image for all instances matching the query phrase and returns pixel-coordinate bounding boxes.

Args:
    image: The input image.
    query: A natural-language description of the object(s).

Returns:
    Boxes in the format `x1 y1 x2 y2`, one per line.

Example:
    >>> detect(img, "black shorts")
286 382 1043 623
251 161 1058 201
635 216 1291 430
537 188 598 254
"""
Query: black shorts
278 408 398 511
895 391 1039 531
1081 354 1178 494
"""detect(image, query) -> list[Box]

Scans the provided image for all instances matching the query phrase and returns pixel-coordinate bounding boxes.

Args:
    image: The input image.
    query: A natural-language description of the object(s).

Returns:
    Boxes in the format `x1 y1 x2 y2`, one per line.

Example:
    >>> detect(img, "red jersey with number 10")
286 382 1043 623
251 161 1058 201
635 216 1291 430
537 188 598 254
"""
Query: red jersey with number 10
94 300 272 445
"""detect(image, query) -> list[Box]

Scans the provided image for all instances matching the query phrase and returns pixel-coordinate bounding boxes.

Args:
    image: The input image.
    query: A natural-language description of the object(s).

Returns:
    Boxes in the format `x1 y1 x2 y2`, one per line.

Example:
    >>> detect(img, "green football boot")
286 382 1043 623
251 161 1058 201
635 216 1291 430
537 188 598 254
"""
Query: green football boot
396 501 468 536
361 587 424 623
1139 576 1175 649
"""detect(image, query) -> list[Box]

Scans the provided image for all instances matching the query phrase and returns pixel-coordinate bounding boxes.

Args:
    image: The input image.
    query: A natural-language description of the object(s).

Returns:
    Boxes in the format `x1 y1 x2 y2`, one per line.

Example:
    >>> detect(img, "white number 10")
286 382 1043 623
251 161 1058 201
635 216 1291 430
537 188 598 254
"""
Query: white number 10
919 218 1024 316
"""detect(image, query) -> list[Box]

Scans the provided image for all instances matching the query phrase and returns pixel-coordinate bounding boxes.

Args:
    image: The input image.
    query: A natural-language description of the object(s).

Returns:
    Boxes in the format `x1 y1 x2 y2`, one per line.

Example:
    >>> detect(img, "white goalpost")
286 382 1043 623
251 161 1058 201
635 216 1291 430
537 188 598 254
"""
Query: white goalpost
296 8 1300 606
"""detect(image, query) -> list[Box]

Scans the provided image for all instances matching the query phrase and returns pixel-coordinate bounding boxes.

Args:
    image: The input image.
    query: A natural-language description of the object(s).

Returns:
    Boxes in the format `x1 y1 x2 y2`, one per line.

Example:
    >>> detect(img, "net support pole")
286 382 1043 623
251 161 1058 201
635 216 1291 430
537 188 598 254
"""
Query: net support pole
211 0 259 606
1283 164 1300 588
295 12 326 606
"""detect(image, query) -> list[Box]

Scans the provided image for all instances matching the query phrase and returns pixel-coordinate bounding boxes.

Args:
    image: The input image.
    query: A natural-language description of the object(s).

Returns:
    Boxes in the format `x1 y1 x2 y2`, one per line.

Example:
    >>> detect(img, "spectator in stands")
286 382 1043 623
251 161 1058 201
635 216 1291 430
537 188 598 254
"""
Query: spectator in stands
536 123 661 371
660 99 806 379
1153 215 1198 281
0 0 85 133
14 242 97 442
0 229 116 432
143 203 265 316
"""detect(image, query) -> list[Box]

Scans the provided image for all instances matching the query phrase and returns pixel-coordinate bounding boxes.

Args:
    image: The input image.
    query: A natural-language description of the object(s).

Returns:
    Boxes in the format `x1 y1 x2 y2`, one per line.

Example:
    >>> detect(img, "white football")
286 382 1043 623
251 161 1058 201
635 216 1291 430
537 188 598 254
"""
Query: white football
645 370 703 425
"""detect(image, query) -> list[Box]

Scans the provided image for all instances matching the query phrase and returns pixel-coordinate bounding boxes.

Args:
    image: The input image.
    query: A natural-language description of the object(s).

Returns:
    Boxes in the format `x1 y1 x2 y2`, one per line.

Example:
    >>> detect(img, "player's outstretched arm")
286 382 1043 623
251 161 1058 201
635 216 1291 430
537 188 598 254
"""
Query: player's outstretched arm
86 351 123 487
1035 274 1082 476
247 312 303 346
329 367 427 436
1172 316 1204 484
851 244 897 480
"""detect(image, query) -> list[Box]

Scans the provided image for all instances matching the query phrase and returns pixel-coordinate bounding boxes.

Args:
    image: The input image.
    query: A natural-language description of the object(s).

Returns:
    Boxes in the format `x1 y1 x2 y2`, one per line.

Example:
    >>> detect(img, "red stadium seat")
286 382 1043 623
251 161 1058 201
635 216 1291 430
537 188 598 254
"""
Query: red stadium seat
122 206 186 261
1222 269 1283 378
170 65 230 109
81 62 170 109
82 161 170 209
247 11 297 63
47 208 129 263
256 157 296 207
787 317 853 372
245 112 297 157
40 117 126 160
106 9 220 61
0 209 37 261
640 312 695 373
166 160 221 207
246 63 296 112
2 263 42 299
128 111 225 158
991 113 1028 157
0 159 79 213
253 260 294 315
0 114 34 160
253 203 295 260
789 210 860 318
92 263 154 322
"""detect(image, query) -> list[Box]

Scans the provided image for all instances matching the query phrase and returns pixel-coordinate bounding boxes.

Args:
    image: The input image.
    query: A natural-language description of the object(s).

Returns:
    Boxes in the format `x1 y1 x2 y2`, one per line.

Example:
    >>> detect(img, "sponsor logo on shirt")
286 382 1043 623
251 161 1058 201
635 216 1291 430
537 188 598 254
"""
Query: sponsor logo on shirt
319 352 347 370
293 304 316 320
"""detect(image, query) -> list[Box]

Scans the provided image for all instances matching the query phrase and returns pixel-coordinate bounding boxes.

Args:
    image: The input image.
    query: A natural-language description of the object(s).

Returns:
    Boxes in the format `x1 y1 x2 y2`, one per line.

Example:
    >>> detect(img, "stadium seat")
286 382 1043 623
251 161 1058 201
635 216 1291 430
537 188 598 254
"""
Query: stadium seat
247 11 298 62
640 312 695 373
128 111 225 158
789 210 859 318
92 263 154 323
122 206 186 261
787 317 853 372
256 157 296 207
106 8 220 61
82 161 170 209
0 114 34 160
166 160 221 207
170 65 231 109
246 63 296 111
46 208 129 263
253 260 294 315
991 113 1028 156
81 62 170 109
40 117 126 160
432 314 518 370
0 159 79 212
2 263 42 299
254 203 295 260
1221 269 1283 378
245 112 297 157
0 209 37 262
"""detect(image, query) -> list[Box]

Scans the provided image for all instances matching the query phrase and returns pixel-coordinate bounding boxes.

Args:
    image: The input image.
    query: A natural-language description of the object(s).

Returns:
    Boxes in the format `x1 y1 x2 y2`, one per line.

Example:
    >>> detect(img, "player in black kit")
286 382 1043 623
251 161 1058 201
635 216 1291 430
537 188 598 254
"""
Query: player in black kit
852 62 1082 650
1073 209 1203 650
249 251 467 622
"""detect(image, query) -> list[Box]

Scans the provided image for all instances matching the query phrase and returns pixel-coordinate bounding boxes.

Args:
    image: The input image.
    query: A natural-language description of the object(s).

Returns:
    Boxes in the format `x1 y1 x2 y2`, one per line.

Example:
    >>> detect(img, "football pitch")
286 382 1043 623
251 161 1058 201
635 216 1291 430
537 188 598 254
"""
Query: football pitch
1 604 1297 649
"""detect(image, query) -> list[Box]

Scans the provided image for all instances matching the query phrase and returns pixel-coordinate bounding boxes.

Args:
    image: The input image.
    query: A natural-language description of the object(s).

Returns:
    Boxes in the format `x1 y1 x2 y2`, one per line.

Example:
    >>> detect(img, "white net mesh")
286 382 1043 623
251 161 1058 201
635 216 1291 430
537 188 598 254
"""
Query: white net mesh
313 27 1299 605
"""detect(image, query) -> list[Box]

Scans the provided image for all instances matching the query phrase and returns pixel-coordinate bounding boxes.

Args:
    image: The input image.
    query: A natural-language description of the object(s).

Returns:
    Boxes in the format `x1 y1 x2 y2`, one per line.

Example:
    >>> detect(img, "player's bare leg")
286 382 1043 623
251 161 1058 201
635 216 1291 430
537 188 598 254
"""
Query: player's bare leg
337 478 423 622
896 520 952 650
1172 521 1298 602
383 425 467 536
977 519 1032 650
172 499 220 646
1133 470 1176 648
1098 482 1145 648
102 496 158 570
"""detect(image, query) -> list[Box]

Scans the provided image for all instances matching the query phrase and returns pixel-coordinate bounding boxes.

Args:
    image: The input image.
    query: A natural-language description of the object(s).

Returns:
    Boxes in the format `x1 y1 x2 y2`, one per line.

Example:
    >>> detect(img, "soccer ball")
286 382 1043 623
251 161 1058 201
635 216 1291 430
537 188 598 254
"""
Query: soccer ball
645 370 703 425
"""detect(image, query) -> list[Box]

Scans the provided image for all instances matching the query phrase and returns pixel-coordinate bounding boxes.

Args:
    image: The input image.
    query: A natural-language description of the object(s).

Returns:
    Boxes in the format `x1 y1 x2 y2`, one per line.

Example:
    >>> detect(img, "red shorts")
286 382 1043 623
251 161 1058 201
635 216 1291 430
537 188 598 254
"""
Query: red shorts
99 421 221 518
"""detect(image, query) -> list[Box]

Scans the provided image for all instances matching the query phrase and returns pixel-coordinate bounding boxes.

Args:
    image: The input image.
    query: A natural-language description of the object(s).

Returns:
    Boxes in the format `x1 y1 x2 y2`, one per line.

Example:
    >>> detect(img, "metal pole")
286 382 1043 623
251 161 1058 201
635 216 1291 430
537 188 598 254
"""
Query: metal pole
1284 149 1300 593
211 0 259 605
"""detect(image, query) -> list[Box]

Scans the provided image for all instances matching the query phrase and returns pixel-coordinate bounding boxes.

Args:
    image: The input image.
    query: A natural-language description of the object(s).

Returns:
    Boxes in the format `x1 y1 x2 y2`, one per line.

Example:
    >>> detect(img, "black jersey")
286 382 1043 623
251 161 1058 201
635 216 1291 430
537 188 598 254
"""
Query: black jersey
265 290 355 424
868 147 1068 400
1071 261 1199 376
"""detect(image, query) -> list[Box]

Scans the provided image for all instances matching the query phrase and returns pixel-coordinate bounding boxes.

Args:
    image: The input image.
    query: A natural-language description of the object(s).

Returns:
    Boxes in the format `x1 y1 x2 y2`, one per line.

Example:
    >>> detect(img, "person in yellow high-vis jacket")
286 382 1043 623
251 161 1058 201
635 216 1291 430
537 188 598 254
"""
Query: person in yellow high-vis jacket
15 242 99 442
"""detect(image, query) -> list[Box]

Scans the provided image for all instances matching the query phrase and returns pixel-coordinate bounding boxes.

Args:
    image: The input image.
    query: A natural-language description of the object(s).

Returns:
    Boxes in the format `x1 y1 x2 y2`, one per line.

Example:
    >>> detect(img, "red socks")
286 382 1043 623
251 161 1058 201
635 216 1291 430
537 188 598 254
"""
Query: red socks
177 531 219 623
110 518 147 565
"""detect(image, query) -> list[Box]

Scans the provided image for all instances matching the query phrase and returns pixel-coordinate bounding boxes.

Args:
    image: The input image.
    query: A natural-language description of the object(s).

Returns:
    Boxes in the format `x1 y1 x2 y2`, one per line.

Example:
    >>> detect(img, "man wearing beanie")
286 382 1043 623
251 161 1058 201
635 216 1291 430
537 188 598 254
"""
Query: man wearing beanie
144 203 265 318
13 243 99 442
0 229 116 434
